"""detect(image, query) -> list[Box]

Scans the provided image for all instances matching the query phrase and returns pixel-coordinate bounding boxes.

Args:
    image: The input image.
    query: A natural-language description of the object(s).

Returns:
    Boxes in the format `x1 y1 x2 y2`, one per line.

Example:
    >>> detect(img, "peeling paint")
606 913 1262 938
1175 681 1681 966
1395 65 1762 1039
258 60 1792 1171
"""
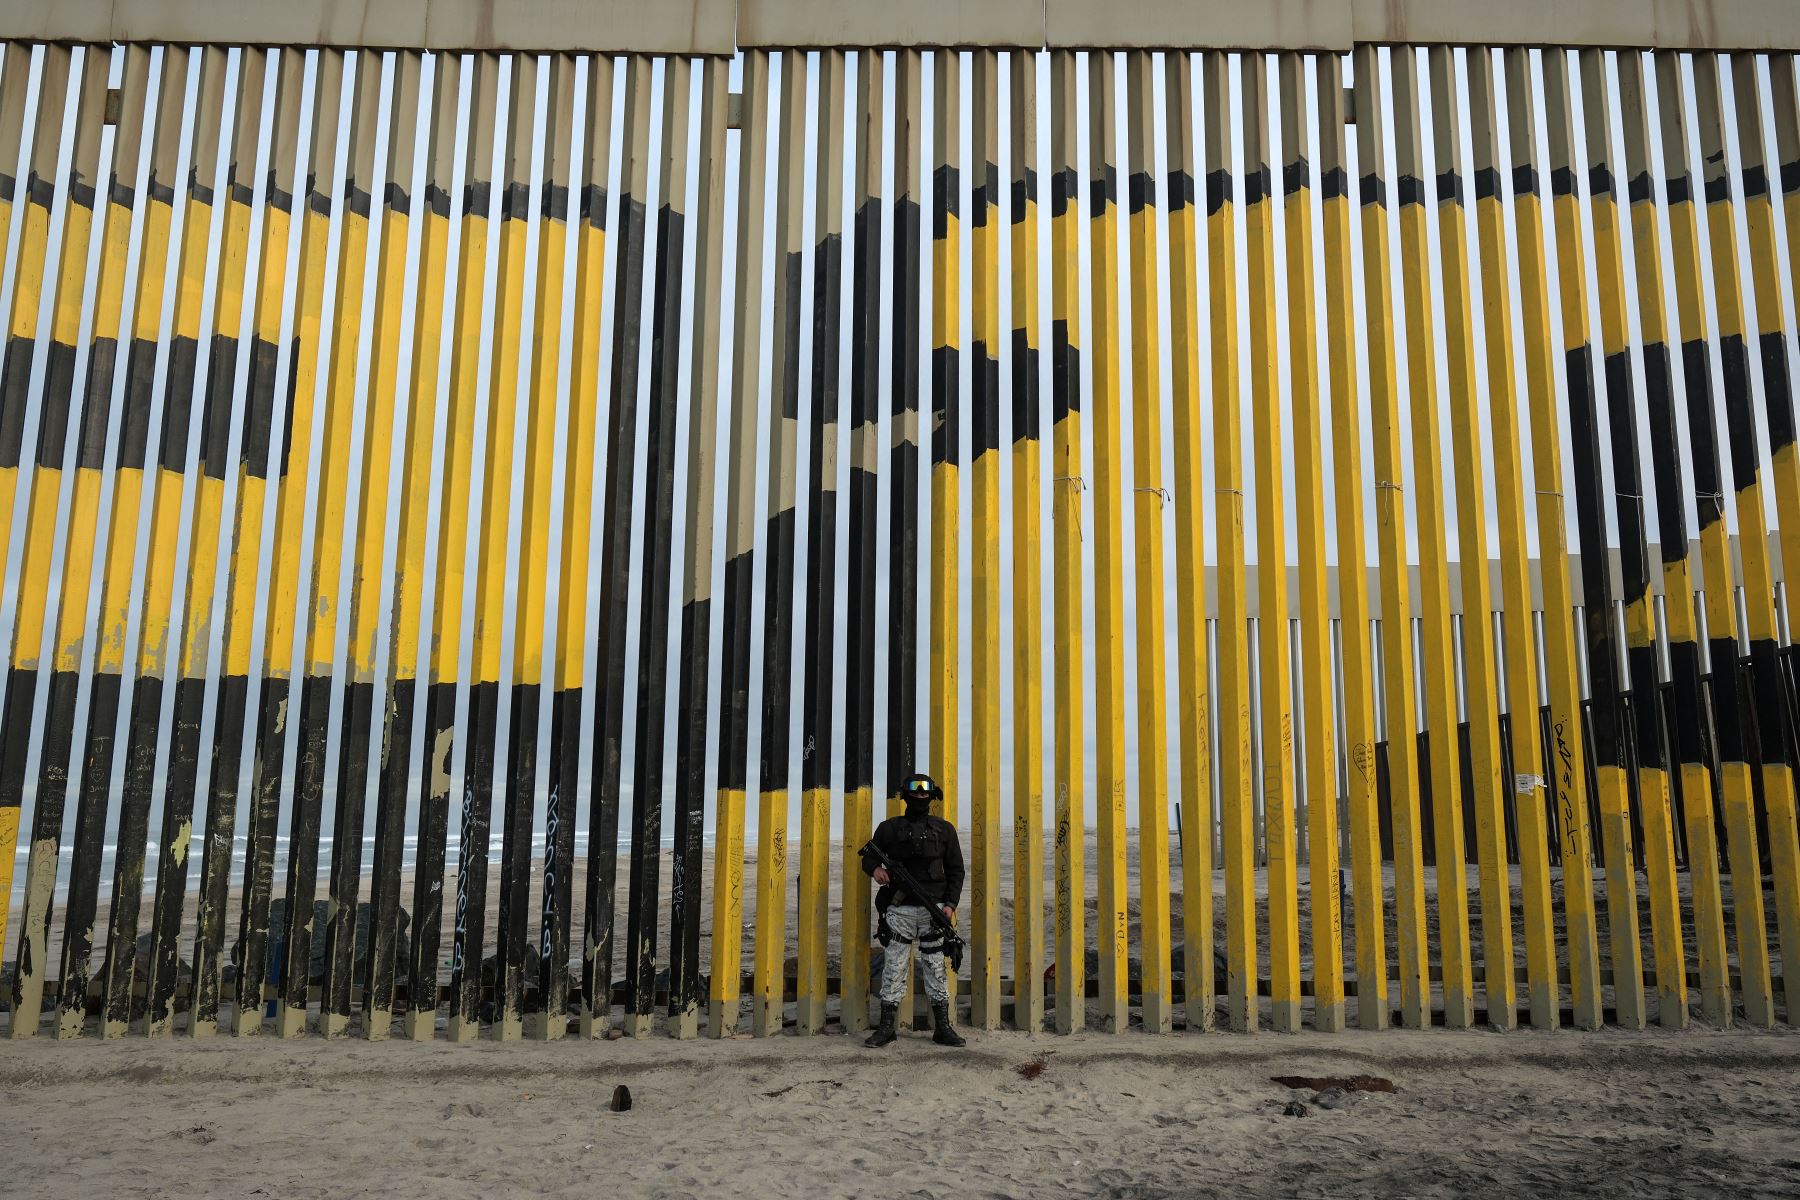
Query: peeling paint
430 727 454 797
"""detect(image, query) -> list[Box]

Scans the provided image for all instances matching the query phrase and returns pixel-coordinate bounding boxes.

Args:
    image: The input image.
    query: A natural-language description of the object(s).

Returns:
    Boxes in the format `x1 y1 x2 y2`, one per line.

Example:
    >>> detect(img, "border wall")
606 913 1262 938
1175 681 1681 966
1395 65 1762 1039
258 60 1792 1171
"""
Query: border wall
1 1 1799 1040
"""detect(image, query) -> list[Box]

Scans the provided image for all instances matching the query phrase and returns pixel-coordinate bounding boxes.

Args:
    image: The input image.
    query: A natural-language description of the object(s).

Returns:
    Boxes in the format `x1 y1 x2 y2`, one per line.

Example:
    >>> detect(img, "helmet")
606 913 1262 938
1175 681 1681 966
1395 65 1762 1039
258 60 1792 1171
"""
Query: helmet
899 773 942 804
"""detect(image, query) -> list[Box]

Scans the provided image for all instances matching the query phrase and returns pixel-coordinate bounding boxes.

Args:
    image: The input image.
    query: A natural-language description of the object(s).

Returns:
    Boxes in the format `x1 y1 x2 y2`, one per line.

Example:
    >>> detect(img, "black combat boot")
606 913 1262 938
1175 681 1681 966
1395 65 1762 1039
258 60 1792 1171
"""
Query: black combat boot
931 1001 966 1047
865 1002 898 1047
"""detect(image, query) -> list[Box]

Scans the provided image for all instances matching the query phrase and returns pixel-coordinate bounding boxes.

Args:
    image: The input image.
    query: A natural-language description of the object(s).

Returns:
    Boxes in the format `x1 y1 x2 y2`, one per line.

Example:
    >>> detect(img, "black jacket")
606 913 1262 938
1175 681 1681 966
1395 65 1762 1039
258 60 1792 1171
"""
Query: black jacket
863 812 965 909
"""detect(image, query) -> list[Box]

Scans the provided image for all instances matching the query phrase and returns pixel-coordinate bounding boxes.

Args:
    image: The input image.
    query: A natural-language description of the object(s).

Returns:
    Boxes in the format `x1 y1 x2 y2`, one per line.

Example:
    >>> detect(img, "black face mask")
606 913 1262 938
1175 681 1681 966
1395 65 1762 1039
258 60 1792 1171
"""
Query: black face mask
903 795 933 820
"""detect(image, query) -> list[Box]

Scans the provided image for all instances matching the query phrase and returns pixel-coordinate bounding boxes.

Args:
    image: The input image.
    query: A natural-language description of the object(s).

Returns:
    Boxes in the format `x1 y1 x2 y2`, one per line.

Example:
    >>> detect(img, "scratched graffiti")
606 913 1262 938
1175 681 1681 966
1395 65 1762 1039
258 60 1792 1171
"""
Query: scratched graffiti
1554 719 1580 858
1054 810 1072 927
1192 694 1213 776
451 788 473 979
540 784 560 961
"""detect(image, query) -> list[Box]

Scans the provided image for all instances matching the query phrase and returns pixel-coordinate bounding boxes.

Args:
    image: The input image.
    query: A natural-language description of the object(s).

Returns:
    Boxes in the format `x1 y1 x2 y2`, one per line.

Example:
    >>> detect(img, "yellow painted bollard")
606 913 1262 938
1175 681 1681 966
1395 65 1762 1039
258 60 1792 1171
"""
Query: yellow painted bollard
709 49 770 1040
1084 49 1130 1033
968 49 1003 1032
1501 46 1603 1030
839 49 888 1038
1426 45 1514 1031
1390 48 1475 1030
1047 50 1087 1036
886 47 926 1029
1467 48 1558 1030
1278 51 1344 1033
1125 49 1172 1035
927 47 962 1022
1316 54 1386 1031
1163 50 1215 1034
751 49 809 1039
1203 51 1257 1033
796 50 846 1038
1008 49 1048 1036
1241 54 1300 1034
1354 45 1428 1029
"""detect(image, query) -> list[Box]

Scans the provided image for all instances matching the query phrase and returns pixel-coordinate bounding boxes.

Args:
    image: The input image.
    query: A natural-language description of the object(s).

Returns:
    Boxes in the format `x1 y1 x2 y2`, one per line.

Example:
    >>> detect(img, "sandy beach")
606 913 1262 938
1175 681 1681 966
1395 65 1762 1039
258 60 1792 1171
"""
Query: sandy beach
3 1024 1798 1197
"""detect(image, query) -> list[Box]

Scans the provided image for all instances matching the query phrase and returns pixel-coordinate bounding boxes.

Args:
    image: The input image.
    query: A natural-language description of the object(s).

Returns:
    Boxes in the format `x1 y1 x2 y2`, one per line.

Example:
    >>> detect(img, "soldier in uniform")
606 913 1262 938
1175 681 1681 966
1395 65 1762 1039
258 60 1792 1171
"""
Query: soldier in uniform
862 773 966 1047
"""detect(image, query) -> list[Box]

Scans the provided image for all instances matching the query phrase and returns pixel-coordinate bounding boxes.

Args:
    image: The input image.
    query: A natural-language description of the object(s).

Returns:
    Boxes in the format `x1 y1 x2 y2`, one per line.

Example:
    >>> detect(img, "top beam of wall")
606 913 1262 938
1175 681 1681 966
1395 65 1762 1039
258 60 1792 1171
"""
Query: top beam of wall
1347 0 1800 53
3 0 741 54
4 0 1797 64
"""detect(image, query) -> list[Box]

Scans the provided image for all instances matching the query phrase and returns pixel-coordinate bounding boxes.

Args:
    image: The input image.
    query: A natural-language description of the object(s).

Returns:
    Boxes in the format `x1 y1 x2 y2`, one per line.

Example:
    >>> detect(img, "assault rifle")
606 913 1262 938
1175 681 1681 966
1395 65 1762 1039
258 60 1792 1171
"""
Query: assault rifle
859 839 965 972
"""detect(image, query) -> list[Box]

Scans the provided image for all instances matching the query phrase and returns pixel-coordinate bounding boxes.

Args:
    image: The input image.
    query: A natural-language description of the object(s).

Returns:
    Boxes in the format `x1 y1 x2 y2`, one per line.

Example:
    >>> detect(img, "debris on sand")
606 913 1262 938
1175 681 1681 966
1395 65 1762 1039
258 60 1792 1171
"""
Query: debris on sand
1016 1055 1052 1080
610 1085 632 1112
1270 1075 1395 1094
762 1080 843 1098
1281 1100 1309 1118
1312 1088 1354 1110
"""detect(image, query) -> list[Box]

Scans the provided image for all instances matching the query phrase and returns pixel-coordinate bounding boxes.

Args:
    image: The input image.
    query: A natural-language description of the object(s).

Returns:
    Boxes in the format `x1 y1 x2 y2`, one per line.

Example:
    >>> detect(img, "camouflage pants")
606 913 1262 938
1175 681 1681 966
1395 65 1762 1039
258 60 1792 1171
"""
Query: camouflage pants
878 904 950 1004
